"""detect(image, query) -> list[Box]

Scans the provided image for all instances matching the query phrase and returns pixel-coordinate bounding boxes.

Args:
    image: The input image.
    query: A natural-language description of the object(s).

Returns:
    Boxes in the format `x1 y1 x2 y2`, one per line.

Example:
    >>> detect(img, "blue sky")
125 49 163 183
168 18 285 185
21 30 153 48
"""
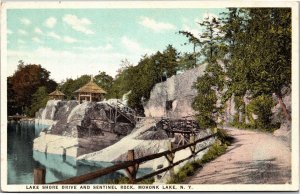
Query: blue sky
7 8 226 82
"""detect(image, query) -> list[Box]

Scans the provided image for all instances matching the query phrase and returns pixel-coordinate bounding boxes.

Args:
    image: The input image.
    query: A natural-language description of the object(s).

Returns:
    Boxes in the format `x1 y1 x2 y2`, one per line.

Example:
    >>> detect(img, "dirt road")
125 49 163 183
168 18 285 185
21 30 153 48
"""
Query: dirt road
187 128 291 184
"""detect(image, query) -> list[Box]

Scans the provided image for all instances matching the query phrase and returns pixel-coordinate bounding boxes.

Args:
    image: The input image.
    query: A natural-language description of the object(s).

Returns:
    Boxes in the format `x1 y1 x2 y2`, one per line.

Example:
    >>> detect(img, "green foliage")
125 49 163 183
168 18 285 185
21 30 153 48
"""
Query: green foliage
192 62 225 128
246 95 278 131
59 75 90 100
25 86 49 117
60 72 113 100
107 61 134 99
179 16 227 129
180 8 291 127
94 71 114 93
201 143 227 164
7 61 57 116
167 160 202 184
230 95 280 132
231 96 245 124
216 128 234 145
222 8 291 121
109 45 180 114
178 31 202 68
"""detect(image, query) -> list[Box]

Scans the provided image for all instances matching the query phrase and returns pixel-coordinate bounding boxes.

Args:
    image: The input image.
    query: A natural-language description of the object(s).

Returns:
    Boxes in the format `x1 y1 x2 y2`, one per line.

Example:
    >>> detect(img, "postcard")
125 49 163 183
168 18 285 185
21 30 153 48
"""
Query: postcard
1 1 299 192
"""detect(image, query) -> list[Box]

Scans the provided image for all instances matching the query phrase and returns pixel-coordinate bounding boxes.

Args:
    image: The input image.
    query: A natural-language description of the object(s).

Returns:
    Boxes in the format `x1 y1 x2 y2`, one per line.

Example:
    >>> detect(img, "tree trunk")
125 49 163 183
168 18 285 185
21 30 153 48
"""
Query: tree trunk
276 92 291 121
193 44 196 68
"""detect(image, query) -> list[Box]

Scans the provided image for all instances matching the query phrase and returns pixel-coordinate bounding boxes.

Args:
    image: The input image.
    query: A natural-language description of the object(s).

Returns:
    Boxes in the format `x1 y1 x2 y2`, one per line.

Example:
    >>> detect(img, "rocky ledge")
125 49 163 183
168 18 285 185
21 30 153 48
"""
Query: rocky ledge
34 100 135 157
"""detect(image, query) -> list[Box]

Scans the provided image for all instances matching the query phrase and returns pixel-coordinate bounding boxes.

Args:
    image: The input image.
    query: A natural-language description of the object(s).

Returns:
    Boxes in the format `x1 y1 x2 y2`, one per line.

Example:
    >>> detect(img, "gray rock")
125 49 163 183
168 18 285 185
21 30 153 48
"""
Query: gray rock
144 64 207 118
35 101 136 155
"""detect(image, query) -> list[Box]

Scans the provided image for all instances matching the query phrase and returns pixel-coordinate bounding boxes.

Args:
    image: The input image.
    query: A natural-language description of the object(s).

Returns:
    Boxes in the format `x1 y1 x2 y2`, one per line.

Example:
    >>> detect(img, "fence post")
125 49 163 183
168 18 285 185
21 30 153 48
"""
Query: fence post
34 168 46 184
125 150 138 183
189 134 196 158
166 142 175 176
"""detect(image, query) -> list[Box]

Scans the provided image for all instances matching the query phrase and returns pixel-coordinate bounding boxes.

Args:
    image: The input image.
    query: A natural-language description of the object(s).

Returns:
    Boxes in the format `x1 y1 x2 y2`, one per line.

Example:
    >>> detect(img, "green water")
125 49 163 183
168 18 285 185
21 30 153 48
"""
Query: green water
7 122 123 184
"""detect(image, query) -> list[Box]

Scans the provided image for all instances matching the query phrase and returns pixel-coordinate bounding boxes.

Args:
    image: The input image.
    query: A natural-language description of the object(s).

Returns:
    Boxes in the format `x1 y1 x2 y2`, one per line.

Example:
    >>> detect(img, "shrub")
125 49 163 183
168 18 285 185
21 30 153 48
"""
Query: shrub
246 95 277 131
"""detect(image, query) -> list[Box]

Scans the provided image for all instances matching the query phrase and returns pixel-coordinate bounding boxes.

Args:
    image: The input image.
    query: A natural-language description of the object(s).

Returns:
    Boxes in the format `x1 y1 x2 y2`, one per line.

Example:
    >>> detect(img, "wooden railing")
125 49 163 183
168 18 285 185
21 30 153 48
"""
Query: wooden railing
33 132 216 184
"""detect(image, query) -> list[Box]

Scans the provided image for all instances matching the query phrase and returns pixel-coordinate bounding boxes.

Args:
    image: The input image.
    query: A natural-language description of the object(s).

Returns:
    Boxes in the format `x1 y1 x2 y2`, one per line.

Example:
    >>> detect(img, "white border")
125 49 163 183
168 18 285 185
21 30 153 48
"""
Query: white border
1 1 299 192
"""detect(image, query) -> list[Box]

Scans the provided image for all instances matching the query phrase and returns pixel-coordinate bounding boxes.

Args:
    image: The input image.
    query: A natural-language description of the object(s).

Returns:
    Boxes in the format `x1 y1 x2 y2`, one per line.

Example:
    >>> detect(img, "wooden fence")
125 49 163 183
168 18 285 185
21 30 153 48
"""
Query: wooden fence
34 133 216 184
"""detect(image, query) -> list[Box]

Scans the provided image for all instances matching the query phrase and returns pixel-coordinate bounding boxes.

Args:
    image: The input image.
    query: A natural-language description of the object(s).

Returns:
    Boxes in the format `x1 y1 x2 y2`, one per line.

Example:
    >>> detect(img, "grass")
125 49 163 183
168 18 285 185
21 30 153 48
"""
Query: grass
230 121 280 133
167 128 233 184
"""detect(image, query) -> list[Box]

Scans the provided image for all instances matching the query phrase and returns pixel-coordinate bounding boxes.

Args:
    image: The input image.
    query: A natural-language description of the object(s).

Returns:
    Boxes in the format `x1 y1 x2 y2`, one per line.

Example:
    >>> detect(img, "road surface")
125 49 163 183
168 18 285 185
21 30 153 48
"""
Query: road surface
186 128 291 184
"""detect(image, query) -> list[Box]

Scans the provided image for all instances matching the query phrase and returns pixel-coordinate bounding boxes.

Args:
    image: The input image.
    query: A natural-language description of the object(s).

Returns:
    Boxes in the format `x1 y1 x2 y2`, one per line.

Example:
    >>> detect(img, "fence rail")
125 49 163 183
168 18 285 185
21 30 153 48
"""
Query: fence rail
34 132 216 184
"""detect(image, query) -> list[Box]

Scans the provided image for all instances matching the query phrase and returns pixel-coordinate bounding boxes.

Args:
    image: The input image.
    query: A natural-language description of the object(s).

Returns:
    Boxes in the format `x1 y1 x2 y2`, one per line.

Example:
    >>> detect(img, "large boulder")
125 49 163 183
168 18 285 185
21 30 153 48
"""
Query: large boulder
35 100 78 125
144 64 207 118
34 101 135 157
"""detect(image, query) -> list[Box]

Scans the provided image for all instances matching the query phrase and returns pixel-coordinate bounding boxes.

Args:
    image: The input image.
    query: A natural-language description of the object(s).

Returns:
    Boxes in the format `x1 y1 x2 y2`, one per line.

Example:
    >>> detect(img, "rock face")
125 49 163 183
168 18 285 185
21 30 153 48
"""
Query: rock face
78 118 215 183
78 118 214 162
50 102 133 138
144 64 207 118
35 100 78 125
34 100 135 157
272 89 291 144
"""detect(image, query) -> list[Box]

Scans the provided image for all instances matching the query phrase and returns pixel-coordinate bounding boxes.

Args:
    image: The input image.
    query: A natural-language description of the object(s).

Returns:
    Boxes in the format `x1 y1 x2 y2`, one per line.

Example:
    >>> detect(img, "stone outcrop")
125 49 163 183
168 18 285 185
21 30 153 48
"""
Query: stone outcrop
35 100 78 125
272 89 291 144
144 64 207 118
78 118 215 183
78 118 214 162
34 100 135 157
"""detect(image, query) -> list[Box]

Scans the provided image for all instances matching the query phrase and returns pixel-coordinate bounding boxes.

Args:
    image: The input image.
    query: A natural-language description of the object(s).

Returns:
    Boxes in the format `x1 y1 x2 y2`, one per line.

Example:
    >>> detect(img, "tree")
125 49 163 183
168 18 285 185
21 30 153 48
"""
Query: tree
59 72 114 100
8 61 57 115
27 86 49 117
179 15 226 128
109 45 180 114
222 8 291 121
108 60 135 99
178 31 202 67
94 71 114 94
59 75 90 100
198 16 223 62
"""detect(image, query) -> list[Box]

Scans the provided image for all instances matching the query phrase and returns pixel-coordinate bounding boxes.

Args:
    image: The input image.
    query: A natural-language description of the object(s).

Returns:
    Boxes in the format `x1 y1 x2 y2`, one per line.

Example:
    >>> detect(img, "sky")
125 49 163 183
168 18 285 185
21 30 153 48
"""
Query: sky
6 8 226 82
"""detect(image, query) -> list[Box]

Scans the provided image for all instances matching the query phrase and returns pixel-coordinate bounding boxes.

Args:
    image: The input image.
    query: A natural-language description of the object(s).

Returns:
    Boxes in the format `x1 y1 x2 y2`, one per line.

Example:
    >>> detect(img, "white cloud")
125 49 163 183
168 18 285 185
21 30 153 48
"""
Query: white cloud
139 17 176 33
74 43 113 52
7 46 123 81
34 27 43 35
63 36 77 43
45 17 57 28
121 36 141 52
32 37 43 43
63 14 94 35
18 29 27 35
47 32 61 40
7 41 154 82
20 18 31 25
120 36 153 64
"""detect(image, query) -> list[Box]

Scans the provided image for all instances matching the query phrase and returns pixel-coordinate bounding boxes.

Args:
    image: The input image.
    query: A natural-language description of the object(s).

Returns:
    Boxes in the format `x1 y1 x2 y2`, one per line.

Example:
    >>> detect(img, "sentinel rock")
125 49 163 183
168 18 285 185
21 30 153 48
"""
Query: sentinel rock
34 101 135 157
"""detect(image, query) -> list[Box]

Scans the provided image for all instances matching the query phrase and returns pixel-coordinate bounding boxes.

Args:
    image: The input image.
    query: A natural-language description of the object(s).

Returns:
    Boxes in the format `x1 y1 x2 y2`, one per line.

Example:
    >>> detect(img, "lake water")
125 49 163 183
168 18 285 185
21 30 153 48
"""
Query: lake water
7 122 125 184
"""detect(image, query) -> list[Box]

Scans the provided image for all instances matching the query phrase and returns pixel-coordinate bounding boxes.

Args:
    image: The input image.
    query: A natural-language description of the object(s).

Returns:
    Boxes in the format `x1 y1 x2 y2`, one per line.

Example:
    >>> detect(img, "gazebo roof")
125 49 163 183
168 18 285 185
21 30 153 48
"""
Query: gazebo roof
74 81 107 94
49 89 65 96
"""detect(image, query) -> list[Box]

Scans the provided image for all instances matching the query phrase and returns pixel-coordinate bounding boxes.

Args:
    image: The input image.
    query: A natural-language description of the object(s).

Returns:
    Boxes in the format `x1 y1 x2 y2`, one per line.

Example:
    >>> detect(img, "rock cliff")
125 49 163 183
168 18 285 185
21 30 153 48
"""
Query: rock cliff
144 64 207 118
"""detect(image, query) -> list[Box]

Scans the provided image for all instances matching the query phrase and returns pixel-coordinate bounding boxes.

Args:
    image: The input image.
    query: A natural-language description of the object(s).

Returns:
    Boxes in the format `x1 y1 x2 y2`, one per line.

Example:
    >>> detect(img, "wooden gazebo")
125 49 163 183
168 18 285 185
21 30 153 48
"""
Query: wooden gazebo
49 89 65 100
74 79 107 103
